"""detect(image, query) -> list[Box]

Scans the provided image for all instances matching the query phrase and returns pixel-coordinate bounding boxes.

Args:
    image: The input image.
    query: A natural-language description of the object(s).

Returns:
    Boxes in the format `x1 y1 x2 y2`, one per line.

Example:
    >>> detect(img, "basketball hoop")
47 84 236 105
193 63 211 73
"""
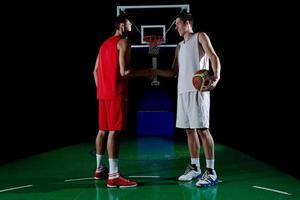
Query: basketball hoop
143 35 164 86
144 35 164 56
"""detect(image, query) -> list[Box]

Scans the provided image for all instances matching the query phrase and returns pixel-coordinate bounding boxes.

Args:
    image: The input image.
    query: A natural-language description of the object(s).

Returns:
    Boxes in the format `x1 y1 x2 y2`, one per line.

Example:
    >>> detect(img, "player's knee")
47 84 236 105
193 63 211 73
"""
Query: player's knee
198 128 210 138
97 130 106 138
186 129 195 134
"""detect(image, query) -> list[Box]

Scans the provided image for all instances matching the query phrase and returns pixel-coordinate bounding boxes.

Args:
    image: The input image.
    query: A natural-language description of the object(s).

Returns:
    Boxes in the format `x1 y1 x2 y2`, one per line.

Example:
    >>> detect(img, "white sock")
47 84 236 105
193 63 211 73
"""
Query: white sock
108 158 119 179
206 159 215 170
191 158 200 171
96 154 103 169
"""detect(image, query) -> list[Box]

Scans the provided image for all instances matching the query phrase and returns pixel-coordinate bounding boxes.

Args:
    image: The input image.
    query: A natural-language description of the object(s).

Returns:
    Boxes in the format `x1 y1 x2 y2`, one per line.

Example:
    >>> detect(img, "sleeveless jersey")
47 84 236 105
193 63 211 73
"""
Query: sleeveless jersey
97 35 128 99
177 33 209 94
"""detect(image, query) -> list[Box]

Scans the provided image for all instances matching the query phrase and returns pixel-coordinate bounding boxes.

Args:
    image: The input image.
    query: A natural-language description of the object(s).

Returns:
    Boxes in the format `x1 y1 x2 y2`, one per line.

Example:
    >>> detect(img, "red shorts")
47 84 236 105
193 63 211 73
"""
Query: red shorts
98 98 128 131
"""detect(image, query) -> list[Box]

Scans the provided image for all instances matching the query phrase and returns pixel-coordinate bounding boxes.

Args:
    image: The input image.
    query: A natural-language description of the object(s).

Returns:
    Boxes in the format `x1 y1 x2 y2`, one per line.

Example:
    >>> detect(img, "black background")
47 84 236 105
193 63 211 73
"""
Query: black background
2 0 299 179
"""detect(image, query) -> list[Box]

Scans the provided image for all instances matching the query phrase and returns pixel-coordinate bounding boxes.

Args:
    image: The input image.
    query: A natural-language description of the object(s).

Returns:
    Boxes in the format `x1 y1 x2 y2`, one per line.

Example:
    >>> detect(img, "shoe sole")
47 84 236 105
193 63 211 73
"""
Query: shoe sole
107 184 137 188
178 178 193 181
178 174 202 181
196 180 218 187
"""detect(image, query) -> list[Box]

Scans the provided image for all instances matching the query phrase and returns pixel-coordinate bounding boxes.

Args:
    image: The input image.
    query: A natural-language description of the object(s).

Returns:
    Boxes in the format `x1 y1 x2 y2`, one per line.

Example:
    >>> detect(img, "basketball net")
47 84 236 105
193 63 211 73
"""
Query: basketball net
144 35 163 56
144 35 164 86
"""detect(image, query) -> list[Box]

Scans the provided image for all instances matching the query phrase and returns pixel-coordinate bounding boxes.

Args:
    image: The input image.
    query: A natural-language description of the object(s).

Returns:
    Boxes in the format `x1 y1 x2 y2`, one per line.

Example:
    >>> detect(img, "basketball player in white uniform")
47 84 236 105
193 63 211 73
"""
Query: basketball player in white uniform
156 11 221 187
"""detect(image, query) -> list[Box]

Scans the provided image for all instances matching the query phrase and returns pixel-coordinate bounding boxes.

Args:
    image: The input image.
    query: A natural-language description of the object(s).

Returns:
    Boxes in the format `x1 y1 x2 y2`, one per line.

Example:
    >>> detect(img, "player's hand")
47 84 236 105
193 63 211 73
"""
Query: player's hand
202 75 219 91
208 74 220 90
144 69 156 80
124 69 131 76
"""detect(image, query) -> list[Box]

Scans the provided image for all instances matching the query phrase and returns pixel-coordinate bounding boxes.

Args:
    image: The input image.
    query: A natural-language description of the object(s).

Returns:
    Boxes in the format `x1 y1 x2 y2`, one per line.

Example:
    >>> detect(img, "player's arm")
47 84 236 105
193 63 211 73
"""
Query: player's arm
118 38 152 78
127 68 155 79
93 55 99 87
198 32 221 87
156 45 179 78
118 38 130 77
118 38 154 78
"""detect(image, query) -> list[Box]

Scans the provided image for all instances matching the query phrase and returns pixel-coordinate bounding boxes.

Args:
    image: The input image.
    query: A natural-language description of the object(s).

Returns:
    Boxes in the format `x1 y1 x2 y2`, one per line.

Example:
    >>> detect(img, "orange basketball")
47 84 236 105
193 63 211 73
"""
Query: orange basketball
192 69 211 91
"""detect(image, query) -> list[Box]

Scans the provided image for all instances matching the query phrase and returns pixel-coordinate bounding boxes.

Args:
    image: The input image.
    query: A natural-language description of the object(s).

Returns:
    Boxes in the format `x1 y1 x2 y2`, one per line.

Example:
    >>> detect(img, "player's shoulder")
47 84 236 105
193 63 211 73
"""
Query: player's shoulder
118 37 129 44
197 32 209 38
197 32 211 43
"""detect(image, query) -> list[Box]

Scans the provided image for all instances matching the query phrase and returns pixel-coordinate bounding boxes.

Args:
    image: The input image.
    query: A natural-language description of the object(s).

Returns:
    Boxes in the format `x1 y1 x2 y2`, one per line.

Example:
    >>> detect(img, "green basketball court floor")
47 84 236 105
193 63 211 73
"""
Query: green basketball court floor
1 137 299 200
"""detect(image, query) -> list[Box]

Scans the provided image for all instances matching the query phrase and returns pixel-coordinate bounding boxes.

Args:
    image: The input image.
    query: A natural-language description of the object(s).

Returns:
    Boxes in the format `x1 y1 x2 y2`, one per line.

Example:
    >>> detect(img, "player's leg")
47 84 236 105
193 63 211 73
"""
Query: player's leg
106 99 137 188
95 130 109 179
177 93 201 181
178 129 202 181
196 128 218 187
95 100 108 179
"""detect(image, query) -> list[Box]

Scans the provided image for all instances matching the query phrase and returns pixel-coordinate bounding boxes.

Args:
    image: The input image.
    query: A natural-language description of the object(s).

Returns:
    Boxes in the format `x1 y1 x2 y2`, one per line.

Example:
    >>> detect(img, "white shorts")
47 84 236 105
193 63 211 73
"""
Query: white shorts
176 91 210 129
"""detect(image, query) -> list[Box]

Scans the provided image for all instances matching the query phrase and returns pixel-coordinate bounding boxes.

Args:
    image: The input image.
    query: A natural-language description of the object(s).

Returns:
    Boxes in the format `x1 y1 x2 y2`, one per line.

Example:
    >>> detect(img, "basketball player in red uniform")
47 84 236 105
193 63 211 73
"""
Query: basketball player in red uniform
93 14 153 188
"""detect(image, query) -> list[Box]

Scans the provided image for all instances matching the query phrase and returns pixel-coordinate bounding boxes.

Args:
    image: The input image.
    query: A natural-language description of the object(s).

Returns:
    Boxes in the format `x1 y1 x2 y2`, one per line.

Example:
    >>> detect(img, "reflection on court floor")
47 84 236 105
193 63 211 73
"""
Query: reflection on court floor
0 137 299 200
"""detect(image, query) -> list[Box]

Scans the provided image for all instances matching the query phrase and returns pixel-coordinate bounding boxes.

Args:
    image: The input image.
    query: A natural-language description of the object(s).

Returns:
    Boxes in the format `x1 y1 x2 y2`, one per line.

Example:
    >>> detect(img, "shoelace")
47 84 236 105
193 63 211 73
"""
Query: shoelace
184 164 195 175
109 173 132 182
118 176 131 182
200 171 215 182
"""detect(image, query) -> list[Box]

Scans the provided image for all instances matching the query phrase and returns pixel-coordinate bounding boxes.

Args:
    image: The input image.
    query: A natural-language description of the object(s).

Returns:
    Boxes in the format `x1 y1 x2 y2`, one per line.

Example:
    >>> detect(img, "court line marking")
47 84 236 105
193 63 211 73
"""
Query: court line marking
0 185 33 193
128 175 160 178
252 185 292 195
64 177 95 182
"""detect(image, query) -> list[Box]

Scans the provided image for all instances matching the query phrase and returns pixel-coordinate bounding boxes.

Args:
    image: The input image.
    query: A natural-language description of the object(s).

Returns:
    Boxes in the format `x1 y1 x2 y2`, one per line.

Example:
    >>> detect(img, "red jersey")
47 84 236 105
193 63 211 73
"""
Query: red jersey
97 35 128 99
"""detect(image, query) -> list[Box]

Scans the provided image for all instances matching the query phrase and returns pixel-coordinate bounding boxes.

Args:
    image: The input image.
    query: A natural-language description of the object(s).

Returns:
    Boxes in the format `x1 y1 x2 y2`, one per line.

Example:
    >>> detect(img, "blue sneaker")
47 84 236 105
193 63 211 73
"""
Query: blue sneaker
195 170 218 187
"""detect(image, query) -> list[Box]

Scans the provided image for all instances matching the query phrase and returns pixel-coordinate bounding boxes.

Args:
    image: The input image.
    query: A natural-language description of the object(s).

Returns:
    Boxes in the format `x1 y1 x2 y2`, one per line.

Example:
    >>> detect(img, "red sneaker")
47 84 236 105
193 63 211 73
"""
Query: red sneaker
107 175 138 188
94 166 108 179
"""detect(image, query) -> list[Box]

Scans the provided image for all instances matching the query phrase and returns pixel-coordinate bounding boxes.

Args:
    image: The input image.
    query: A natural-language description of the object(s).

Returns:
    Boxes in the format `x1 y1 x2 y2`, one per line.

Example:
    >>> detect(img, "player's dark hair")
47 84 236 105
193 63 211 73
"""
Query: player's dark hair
115 12 128 30
176 10 194 27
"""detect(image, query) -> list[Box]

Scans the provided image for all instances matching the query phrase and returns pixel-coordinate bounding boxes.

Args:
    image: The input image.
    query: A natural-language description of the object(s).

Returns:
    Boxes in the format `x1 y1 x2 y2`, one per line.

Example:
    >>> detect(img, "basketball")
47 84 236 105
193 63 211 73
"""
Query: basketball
192 69 211 91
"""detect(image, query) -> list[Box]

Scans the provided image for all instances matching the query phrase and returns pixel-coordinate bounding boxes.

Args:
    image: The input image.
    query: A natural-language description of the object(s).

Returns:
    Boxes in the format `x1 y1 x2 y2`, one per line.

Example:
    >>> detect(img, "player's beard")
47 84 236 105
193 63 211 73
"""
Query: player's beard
122 29 129 39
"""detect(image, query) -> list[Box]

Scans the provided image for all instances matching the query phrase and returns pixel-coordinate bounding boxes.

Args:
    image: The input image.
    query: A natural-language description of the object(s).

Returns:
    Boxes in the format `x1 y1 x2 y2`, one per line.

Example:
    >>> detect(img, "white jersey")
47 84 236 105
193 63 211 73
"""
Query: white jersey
177 33 209 94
